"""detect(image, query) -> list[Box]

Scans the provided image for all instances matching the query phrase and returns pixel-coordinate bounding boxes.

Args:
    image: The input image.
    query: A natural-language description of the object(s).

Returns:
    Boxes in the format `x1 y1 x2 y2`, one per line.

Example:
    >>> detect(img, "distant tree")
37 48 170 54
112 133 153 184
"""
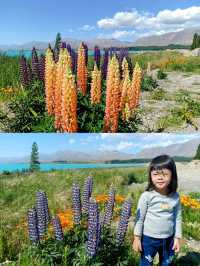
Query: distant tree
191 33 200 50
194 144 200 160
30 142 40 171
54 33 62 62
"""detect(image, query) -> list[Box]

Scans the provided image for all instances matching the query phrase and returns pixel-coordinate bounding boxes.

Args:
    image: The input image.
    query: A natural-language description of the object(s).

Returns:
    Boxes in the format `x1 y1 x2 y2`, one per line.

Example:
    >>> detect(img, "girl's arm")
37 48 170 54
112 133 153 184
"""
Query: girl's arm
174 197 182 239
134 192 149 237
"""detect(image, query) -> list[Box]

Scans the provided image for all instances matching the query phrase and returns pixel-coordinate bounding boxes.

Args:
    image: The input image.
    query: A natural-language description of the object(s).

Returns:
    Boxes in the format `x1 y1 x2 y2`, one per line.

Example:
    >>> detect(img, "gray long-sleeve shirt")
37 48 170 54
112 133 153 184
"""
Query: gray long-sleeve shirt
134 190 182 239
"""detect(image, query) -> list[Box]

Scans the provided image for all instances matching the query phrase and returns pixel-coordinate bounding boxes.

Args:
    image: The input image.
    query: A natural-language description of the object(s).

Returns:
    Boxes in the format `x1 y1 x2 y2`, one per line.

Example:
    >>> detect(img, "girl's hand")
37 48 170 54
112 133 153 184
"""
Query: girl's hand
132 236 142 253
172 238 181 253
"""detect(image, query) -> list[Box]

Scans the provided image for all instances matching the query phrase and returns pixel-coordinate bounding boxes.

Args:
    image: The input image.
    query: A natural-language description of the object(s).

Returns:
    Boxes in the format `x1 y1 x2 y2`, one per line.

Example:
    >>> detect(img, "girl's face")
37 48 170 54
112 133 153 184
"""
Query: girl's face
151 168 172 193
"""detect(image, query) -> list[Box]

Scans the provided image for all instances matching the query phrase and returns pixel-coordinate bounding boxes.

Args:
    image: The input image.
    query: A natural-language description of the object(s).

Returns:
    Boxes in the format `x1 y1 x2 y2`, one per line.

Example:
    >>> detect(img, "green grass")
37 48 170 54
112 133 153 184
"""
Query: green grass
0 54 20 88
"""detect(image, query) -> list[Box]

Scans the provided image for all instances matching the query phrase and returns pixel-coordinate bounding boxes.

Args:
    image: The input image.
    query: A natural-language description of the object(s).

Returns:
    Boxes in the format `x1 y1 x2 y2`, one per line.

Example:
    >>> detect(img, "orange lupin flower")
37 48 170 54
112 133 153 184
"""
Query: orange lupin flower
45 48 56 115
129 62 142 109
61 66 78 132
54 48 72 130
90 63 102 104
77 43 88 95
103 55 121 133
119 57 130 112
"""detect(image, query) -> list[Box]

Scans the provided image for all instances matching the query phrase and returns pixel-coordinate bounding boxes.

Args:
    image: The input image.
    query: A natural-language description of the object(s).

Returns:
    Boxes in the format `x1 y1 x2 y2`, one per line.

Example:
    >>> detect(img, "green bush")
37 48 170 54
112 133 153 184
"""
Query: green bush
141 75 159 91
157 69 167 79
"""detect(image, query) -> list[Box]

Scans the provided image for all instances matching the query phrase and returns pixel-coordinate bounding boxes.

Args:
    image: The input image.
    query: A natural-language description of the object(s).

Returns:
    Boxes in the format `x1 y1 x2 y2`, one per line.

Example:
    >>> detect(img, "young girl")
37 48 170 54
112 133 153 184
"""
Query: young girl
132 154 182 266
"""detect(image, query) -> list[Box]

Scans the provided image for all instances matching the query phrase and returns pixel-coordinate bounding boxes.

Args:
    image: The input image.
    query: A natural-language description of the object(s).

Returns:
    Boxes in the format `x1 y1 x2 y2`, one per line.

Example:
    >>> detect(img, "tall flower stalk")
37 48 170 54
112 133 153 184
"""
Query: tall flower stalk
36 192 47 238
102 49 109 79
32 47 40 80
82 176 93 214
19 56 30 87
52 216 64 241
61 66 78 132
103 55 121 133
27 207 39 244
77 43 88 95
94 46 101 69
90 63 102 105
54 48 72 131
72 183 82 225
102 186 115 226
87 199 100 257
129 62 142 109
45 48 56 115
116 199 132 245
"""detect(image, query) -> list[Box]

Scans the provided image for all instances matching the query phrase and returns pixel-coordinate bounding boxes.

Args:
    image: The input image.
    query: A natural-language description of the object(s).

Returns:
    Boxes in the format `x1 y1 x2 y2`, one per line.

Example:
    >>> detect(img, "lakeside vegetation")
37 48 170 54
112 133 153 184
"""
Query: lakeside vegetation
0 31 200 133
1 167 200 265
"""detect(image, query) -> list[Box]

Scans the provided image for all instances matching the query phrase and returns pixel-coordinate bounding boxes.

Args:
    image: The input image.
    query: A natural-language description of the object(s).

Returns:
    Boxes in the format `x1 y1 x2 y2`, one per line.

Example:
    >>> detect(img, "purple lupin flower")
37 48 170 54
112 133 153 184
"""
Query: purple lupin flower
27 207 39 244
41 191 50 224
94 46 101 69
116 199 132 245
19 56 29 87
102 49 109 80
118 48 129 66
72 183 82 225
36 191 47 238
71 49 77 74
66 44 72 55
82 176 93 214
31 47 40 80
27 62 32 84
87 199 100 257
61 42 67 49
52 216 64 241
39 54 45 81
102 186 115 226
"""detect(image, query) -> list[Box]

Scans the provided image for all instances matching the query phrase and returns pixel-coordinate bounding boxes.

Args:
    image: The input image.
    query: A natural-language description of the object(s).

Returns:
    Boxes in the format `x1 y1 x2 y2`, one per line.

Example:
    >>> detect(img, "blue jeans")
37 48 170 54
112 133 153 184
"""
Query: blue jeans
139 234 175 266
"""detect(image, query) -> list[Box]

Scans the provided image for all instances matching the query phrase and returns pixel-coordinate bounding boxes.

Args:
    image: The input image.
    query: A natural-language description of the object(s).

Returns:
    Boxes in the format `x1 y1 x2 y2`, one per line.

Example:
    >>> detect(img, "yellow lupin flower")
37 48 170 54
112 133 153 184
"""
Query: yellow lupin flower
120 71 131 121
54 48 72 131
45 48 56 115
104 55 121 133
61 66 78 132
77 43 88 95
90 63 102 104
129 62 142 109
121 57 129 80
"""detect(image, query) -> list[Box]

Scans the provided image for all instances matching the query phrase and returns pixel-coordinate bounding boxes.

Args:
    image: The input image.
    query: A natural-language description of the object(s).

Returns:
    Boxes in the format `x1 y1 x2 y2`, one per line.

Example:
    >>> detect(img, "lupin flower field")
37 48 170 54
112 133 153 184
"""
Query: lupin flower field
1 32 200 132
1 166 200 265
18 176 137 265
42 42 142 133
0 39 144 133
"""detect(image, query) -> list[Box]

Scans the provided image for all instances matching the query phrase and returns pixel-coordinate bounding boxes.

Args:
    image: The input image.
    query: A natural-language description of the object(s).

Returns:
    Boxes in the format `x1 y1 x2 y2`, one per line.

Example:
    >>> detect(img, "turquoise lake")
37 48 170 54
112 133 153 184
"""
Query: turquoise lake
1 49 135 58
0 162 145 172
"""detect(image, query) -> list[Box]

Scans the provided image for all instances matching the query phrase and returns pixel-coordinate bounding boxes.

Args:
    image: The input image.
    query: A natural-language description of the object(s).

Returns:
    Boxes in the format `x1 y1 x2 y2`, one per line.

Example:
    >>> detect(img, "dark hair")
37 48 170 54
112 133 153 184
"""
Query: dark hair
146 154 178 195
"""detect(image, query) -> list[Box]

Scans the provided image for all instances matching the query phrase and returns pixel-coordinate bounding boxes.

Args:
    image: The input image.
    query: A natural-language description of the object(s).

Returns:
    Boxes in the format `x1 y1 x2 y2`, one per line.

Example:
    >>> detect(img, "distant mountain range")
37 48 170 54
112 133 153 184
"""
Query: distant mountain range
0 137 199 163
0 38 131 51
0 27 199 51
133 27 200 47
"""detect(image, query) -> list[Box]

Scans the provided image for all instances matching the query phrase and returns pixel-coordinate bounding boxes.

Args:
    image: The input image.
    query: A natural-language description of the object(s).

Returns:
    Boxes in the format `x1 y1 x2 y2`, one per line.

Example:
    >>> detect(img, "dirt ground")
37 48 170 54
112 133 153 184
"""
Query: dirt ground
139 70 200 133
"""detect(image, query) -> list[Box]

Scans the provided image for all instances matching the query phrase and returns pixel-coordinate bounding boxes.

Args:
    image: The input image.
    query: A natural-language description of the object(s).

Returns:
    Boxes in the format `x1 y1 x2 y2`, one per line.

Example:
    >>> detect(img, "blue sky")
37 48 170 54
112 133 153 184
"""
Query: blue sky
0 133 199 158
1 0 200 44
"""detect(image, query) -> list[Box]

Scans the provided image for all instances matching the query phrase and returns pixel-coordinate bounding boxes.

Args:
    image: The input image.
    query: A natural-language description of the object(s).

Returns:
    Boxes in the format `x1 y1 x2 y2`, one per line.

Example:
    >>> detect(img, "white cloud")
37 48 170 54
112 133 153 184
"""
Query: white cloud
117 141 134 150
98 30 136 39
97 6 200 37
79 25 95 31
69 139 75 144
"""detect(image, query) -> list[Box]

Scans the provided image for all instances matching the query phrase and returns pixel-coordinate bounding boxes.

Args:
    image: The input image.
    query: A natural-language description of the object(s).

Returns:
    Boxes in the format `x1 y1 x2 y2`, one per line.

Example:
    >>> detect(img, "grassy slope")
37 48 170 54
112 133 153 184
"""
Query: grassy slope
1 167 200 264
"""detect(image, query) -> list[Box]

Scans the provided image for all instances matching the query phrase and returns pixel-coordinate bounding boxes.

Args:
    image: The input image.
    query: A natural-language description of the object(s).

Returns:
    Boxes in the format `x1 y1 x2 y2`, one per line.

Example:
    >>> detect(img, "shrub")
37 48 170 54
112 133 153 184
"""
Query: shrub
157 69 167 79
141 75 158 91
